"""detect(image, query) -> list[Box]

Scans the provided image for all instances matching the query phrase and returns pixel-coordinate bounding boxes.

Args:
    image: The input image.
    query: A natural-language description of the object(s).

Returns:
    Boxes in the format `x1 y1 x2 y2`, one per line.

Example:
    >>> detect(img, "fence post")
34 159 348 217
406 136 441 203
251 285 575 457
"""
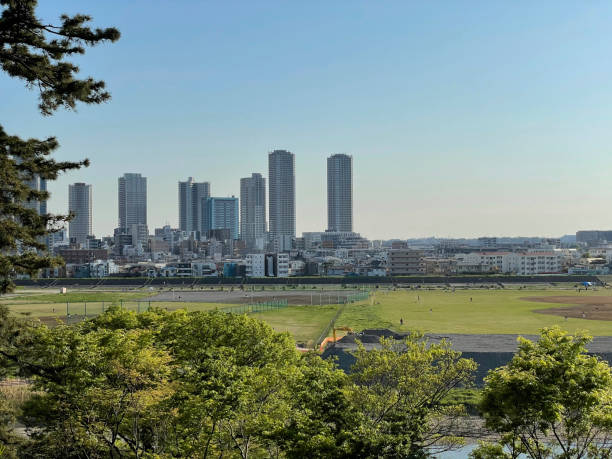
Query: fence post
102 301 105 313
137 302 140 314
84 302 87 318
121 299 123 309
149 300 151 311
66 302 69 322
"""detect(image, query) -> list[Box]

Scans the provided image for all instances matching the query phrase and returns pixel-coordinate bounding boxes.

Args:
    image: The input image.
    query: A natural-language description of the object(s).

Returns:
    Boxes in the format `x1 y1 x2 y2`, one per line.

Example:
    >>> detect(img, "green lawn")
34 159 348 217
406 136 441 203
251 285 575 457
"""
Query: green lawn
7 287 612 340
0 290 151 304
336 289 612 336
7 301 233 318
250 304 340 346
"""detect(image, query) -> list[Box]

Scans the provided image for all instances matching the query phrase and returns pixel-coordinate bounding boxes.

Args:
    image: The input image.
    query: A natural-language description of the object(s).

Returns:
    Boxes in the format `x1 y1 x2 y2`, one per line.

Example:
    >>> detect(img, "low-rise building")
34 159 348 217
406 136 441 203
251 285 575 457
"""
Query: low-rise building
454 251 562 275
388 249 425 275
245 253 289 277
57 248 109 264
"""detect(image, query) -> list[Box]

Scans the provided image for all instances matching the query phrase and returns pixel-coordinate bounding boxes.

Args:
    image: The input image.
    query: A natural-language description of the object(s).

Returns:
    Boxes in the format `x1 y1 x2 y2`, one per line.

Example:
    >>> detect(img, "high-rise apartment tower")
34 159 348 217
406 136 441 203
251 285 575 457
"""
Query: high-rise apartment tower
268 150 295 251
240 173 266 249
327 154 353 232
118 173 147 229
178 177 210 233
68 182 93 245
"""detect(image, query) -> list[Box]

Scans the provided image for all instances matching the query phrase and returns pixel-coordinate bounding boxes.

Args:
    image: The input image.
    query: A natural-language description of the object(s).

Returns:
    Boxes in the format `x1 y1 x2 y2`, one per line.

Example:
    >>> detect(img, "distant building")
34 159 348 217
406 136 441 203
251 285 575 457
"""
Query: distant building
240 173 267 249
203 197 239 240
388 249 425 275
178 177 210 233
68 183 92 246
23 175 47 215
268 150 295 251
245 253 289 277
118 173 147 229
576 230 612 246
454 251 562 275
130 223 149 249
327 154 353 232
57 248 109 264
88 259 118 278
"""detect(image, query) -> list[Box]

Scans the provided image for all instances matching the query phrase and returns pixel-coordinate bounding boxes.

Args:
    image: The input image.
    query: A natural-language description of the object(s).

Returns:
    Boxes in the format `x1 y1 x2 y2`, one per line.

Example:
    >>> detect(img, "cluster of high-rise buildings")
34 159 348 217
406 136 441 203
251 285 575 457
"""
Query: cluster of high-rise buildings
24 152 612 280
64 150 354 253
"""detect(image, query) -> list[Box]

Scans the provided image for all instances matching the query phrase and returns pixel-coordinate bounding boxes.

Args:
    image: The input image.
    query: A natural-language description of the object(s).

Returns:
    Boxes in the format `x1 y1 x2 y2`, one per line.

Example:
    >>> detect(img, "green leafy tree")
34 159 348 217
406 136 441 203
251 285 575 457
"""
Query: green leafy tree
0 0 119 293
348 334 477 458
157 309 300 458
473 327 612 459
269 353 357 458
18 323 174 458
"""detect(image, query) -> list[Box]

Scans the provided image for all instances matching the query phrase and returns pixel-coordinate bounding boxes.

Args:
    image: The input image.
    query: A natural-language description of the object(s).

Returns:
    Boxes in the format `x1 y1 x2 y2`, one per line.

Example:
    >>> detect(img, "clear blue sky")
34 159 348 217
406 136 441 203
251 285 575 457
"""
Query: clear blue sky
3 1 612 239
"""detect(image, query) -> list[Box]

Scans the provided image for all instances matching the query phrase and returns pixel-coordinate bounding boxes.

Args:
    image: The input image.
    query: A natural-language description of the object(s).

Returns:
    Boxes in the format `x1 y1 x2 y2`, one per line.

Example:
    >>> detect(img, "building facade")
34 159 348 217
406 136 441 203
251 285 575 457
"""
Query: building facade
268 150 295 251
388 249 425 275
68 182 93 246
454 251 562 275
178 177 210 233
203 197 239 240
245 253 289 277
118 173 147 229
327 154 353 232
24 175 47 215
240 173 266 250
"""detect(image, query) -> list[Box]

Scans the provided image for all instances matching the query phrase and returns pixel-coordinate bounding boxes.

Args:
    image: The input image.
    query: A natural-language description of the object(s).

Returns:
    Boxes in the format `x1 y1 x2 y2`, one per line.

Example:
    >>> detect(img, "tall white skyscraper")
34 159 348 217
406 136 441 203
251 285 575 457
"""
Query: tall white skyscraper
118 173 147 229
240 173 266 249
268 150 295 251
327 154 353 232
178 177 210 232
68 182 93 245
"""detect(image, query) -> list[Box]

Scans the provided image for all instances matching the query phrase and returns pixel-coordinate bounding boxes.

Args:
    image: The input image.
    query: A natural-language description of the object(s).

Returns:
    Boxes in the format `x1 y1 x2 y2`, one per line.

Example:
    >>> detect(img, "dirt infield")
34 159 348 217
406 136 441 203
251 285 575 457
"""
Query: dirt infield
143 289 360 306
526 296 612 321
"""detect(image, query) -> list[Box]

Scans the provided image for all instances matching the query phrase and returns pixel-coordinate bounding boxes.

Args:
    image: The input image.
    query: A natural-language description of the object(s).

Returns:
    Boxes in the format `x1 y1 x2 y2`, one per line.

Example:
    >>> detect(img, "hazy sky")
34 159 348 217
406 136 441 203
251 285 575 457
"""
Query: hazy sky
3 1 612 239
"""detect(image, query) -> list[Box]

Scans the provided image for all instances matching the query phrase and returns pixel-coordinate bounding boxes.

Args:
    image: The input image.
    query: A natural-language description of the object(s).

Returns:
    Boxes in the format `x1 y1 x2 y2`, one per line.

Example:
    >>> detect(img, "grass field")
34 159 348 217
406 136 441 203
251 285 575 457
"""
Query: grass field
5 287 612 339
336 288 612 336
0 291 151 304
250 304 340 346
6 301 232 319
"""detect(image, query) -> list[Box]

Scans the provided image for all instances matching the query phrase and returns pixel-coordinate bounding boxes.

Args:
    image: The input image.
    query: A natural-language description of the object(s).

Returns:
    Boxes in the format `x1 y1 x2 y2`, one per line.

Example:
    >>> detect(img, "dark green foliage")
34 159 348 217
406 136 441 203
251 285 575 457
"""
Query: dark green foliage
0 0 119 293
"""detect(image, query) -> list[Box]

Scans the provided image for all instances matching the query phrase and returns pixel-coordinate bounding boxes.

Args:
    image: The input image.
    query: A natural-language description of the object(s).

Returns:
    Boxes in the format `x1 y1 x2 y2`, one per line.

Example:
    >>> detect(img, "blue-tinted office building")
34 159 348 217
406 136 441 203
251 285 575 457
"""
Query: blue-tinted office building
203 196 239 240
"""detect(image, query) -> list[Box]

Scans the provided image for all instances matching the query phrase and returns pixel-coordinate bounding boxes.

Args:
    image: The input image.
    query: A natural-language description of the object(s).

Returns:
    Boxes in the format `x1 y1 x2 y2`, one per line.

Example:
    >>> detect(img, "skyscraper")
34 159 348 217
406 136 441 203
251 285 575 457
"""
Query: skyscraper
268 150 295 251
24 175 47 215
178 177 210 233
240 173 266 249
118 173 147 229
327 154 353 232
203 197 239 240
68 183 93 245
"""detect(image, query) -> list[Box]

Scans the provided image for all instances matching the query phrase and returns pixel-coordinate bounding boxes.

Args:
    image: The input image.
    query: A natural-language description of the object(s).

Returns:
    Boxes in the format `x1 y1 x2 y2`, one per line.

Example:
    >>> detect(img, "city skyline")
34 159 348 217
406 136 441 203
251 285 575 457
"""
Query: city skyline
6 2 612 239
40 151 586 241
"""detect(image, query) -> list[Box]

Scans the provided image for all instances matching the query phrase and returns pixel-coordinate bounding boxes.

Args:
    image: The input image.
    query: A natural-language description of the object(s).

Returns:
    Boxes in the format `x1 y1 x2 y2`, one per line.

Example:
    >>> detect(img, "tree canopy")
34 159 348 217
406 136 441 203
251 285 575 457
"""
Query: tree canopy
473 327 612 459
0 306 480 457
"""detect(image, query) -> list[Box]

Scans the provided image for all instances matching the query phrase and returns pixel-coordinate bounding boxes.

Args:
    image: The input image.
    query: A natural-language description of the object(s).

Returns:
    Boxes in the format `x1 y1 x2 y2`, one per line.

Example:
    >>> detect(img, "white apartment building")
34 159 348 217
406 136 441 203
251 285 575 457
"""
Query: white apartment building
246 253 289 277
88 260 118 278
455 251 561 275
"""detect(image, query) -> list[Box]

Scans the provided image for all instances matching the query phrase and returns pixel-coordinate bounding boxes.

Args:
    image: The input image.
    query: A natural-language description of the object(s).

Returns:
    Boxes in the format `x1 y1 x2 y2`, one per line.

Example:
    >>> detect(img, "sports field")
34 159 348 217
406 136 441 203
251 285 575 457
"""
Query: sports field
4 286 612 338
332 288 612 336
